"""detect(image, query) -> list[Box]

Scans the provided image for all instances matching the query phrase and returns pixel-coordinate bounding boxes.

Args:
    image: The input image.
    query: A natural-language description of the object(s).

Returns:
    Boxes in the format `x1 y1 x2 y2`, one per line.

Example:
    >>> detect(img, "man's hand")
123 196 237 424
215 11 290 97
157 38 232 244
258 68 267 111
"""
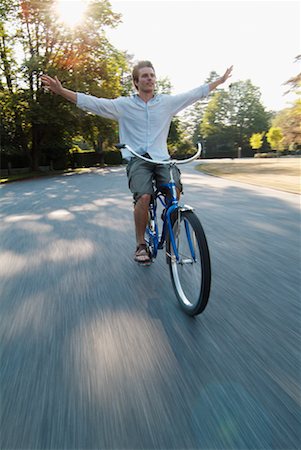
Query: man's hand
220 65 233 84
41 75 63 95
208 66 233 92
40 74 77 103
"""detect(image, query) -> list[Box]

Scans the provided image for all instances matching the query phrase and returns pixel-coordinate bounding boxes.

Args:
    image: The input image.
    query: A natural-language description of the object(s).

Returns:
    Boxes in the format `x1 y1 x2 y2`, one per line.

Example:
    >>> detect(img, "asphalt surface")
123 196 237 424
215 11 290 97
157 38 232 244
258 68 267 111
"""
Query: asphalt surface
1 163 300 449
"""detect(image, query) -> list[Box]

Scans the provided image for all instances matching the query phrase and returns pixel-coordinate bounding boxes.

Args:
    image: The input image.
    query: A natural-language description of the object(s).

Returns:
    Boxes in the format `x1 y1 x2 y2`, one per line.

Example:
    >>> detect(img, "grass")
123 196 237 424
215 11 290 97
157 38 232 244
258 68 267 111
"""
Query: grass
196 157 301 194
0 170 68 184
0 167 102 184
0 171 49 184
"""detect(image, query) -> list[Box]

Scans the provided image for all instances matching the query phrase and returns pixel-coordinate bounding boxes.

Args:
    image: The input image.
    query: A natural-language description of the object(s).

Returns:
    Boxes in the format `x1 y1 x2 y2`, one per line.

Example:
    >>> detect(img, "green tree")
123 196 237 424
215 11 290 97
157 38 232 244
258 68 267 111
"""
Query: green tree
227 80 271 149
0 2 30 159
154 76 189 152
200 80 271 157
182 70 220 146
266 127 283 150
167 116 186 156
0 0 130 169
156 77 172 94
200 89 236 157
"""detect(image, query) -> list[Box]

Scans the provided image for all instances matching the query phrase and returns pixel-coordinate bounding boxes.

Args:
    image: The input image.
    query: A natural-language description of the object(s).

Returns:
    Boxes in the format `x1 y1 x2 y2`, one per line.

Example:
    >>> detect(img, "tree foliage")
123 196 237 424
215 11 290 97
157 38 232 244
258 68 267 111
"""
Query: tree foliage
156 76 193 153
271 56 301 151
200 80 271 157
0 0 130 169
272 103 301 150
182 70 220 146
250 132 264 151
266 127 283 150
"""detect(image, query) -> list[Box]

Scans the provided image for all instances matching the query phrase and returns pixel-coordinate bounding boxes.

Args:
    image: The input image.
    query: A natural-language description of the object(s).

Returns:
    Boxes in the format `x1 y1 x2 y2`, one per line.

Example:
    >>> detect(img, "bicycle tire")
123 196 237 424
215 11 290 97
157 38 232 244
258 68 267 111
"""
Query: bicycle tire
166 210 211 316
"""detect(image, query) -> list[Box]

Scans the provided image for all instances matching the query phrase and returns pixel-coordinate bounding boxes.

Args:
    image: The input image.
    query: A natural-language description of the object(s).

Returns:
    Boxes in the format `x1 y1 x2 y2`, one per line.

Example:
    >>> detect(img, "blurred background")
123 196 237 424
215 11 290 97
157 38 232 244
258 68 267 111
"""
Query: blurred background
0 0 300 176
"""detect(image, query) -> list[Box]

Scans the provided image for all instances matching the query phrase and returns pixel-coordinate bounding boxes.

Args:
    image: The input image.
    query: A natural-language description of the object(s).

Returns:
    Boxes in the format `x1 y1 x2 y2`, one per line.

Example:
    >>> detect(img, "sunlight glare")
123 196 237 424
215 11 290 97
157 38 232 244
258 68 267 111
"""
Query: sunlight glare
55 0 88 27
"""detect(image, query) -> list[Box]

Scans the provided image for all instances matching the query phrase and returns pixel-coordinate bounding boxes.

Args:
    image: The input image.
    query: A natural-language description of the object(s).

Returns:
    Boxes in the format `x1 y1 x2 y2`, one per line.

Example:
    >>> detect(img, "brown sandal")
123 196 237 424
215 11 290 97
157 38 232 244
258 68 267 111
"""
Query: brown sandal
134 244 151 265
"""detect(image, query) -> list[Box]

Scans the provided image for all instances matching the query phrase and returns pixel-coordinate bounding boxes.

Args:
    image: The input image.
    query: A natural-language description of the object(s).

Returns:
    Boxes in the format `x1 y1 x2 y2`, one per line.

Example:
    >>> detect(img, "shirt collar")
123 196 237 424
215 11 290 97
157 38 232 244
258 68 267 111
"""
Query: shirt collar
132 94 161 105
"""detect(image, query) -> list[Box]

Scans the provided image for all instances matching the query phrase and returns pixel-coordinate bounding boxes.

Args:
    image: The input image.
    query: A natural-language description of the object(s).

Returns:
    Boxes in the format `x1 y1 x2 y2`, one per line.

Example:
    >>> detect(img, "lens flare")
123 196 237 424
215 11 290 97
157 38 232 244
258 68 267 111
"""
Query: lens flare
55 0 88 27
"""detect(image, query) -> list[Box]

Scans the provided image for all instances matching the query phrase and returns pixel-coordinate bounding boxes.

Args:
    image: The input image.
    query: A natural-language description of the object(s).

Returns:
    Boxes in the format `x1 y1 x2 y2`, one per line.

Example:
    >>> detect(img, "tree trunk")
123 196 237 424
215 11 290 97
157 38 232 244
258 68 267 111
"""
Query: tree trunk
0 31 13 94
31 123 39 170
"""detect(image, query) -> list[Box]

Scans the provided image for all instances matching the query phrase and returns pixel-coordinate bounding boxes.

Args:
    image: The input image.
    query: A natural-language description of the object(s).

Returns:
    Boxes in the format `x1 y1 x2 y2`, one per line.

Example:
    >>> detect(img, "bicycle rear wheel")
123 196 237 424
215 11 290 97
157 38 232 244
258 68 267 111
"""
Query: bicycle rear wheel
166 210 211 316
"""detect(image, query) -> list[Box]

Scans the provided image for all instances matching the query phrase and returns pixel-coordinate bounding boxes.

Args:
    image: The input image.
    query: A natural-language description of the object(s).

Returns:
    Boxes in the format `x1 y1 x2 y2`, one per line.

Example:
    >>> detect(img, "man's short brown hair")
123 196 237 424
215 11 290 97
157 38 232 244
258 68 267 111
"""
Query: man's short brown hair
132 60 155 90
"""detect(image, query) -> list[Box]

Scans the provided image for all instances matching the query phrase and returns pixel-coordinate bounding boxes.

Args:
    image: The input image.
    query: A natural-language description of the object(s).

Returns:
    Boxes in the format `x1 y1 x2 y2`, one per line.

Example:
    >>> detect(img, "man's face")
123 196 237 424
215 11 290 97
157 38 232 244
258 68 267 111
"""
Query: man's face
136 67 156 94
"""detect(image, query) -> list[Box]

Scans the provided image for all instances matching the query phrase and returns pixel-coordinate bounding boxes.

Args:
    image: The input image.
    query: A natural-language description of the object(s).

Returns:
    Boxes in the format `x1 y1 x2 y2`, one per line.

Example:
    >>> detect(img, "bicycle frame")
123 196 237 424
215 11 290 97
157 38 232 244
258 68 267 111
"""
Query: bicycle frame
148 170 195 263
116 143 202 263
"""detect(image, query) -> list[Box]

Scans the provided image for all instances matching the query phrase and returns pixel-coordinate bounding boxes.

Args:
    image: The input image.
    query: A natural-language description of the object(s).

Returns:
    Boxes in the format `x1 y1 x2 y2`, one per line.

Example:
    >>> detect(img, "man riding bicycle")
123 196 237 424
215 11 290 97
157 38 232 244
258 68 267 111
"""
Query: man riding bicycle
41 61 232 264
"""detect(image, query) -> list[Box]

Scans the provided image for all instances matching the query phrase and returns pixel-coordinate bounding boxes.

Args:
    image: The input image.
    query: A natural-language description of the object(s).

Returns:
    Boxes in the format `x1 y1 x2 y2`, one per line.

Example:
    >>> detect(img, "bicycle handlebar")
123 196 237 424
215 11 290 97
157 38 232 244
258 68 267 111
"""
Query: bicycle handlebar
115 143 202 165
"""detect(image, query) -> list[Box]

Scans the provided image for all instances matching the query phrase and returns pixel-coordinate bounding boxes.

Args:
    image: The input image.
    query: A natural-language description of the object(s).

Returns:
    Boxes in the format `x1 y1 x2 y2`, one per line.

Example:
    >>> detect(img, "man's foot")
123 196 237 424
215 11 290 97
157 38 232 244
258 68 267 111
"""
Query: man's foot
134 244 151 265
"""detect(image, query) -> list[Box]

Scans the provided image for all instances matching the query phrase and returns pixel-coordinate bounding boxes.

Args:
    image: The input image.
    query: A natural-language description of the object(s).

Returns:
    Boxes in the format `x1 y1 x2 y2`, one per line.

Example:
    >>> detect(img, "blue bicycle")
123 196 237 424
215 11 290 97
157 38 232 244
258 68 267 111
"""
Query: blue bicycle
117 143 211 316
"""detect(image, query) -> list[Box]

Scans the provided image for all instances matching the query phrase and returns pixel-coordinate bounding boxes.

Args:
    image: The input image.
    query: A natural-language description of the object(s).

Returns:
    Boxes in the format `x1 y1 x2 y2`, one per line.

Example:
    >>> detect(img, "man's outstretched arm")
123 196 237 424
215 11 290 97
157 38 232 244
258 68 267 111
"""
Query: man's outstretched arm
208 66 233 92
41 75 77 103
41 74 120 120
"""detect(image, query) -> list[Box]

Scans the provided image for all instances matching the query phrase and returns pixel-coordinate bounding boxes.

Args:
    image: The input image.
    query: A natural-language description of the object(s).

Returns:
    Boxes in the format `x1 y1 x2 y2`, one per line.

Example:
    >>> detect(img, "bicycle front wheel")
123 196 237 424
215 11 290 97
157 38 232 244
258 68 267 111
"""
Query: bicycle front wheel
166 210 211 316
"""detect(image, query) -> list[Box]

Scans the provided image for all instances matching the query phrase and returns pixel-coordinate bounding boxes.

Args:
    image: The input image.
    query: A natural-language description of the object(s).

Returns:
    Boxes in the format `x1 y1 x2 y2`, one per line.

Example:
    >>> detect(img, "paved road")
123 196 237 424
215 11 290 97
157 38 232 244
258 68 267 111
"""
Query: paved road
1 164 300 449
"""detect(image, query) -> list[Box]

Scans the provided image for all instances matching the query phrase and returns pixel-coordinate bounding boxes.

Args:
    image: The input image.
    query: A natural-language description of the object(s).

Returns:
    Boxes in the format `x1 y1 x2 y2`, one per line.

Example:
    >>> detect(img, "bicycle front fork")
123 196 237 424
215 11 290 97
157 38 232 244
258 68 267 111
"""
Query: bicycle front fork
166 204 195 262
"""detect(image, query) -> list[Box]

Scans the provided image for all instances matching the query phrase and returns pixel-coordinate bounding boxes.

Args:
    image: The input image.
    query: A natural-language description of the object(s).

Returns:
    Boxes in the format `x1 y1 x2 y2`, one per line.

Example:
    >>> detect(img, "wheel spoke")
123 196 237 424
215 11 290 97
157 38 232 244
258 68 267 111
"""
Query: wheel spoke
167 211 211 315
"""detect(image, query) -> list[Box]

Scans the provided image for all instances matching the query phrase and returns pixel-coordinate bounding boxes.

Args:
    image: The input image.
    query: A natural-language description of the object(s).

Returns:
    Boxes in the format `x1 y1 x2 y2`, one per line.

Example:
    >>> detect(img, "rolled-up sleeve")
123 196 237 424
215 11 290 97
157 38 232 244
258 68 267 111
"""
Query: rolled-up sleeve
76 93 120 120
168 84 210 115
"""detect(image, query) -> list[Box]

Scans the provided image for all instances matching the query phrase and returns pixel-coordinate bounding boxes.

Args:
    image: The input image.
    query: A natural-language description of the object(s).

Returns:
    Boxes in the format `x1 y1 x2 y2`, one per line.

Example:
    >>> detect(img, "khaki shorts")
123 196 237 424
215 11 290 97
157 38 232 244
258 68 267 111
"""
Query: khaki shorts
126 156 183 203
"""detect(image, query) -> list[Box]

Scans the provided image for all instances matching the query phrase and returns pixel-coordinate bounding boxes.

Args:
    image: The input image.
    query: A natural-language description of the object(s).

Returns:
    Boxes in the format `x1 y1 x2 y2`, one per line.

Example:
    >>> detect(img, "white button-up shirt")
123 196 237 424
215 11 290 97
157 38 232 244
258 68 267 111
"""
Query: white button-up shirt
77 84 209 160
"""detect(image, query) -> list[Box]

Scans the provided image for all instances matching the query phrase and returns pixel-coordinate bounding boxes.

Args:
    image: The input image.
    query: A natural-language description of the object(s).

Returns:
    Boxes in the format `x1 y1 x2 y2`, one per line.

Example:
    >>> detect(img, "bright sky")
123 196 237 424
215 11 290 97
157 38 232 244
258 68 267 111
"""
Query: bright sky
106 0 300 112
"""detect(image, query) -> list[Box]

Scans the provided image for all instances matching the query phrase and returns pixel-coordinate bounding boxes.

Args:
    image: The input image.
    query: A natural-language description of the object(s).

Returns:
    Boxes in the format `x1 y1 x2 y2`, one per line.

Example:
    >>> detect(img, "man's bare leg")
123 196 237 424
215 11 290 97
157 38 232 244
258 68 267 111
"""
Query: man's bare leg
133 189 180 261
133 194 152 263
134 194 151 245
